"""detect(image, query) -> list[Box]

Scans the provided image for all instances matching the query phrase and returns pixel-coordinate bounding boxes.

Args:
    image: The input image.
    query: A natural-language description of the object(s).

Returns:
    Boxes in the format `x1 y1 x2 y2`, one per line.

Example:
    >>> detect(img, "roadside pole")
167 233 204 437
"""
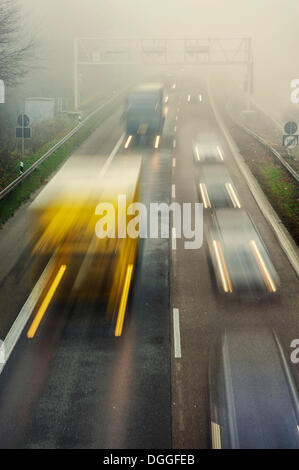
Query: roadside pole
74 38 79 111
21 114 24 173
16 113 31 174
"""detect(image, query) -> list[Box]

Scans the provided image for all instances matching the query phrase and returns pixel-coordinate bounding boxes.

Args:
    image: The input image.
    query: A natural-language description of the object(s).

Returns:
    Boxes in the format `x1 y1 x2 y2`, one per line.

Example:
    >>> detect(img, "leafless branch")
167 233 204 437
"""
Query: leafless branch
0 0 36 85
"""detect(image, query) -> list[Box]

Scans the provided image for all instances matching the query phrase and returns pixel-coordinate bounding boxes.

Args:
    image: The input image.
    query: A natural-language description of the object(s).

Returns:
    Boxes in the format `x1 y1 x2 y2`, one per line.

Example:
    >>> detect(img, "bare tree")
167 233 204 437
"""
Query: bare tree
0 0 35 86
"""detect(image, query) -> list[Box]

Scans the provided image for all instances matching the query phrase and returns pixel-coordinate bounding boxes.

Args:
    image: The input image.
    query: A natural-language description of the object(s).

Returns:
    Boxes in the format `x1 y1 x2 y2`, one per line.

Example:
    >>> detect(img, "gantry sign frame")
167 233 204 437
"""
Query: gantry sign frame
73 37 253 110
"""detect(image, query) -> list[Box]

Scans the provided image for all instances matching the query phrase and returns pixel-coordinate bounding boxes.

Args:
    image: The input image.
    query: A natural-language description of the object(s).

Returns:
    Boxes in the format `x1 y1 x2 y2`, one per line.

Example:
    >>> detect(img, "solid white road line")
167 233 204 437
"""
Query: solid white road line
172 184 176 199
173 308 182 358
172 227 177 250
0 255 56 374
100 133 125 176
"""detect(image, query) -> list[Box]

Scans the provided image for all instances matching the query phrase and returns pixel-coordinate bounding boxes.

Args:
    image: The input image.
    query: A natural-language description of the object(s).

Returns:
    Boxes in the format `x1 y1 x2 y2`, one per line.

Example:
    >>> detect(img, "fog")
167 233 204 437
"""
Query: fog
18 0 299 117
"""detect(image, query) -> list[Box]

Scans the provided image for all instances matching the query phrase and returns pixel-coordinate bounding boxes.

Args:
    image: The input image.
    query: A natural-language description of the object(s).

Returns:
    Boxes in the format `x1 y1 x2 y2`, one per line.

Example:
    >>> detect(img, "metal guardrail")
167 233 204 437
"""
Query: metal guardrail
0 90 125 201
226 104 299 184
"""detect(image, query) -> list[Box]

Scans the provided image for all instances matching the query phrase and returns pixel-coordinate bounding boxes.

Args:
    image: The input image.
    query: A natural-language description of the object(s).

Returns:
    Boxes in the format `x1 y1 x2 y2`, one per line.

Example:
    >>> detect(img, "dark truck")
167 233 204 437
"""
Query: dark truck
125 83 165 137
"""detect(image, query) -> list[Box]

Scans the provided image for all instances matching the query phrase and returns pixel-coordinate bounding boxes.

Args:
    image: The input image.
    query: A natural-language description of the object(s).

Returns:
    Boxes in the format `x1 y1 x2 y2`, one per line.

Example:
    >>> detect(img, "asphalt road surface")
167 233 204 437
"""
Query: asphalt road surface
0 102 172 449
0 78 298 448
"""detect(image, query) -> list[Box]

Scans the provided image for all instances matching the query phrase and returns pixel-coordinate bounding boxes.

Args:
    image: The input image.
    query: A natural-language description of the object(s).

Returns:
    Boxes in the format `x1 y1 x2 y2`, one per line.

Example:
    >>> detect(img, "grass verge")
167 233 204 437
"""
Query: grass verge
227 121 299 245
258 165 299 243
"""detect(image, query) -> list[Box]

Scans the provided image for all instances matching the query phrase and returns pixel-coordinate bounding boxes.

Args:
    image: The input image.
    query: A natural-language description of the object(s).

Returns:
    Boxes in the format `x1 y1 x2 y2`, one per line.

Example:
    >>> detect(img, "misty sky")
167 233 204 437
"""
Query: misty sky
25 0 299 39
22 0 299 109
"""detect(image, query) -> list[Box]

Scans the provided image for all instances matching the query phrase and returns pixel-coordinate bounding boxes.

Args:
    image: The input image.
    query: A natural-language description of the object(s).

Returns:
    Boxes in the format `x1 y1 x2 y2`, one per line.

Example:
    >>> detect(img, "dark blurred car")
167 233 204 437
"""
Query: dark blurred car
193 134 224 164
207 209 279 296
198 164 241 210
209 328 299 448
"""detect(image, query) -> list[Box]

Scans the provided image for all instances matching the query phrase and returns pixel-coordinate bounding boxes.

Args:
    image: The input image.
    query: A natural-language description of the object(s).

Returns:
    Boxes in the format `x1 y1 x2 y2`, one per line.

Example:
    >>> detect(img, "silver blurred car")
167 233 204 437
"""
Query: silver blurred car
198 164 241 210
207 209 280 296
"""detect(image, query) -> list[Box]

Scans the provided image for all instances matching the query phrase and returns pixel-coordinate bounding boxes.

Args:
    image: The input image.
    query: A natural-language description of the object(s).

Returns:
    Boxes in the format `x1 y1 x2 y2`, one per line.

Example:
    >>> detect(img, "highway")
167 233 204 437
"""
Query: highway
0 77 298 448
170 79 299 448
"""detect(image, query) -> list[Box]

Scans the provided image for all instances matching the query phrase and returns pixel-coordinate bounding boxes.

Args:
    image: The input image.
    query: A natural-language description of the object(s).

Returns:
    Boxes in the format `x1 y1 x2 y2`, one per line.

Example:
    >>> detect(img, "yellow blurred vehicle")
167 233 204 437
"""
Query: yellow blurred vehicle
30 155 141 335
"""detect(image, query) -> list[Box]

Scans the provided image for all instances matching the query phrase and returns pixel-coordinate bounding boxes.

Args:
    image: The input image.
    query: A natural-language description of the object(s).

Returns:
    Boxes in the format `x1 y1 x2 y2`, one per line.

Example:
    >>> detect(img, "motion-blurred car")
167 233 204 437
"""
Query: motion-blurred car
209 328 299 448
207 208 280 296
193 134 224 164
198 164 241 210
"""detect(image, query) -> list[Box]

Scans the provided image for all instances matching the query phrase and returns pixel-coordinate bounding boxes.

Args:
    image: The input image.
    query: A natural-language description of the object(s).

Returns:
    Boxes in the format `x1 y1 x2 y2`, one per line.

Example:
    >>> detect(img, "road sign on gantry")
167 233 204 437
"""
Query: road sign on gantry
73 37 253 110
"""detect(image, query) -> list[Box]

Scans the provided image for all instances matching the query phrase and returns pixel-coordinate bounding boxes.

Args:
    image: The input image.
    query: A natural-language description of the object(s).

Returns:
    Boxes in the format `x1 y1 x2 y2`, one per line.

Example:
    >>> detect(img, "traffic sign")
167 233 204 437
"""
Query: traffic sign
0 80 4 104
284 121 297 135
17 114 30 127
283 134 298 149
16 127 31 139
